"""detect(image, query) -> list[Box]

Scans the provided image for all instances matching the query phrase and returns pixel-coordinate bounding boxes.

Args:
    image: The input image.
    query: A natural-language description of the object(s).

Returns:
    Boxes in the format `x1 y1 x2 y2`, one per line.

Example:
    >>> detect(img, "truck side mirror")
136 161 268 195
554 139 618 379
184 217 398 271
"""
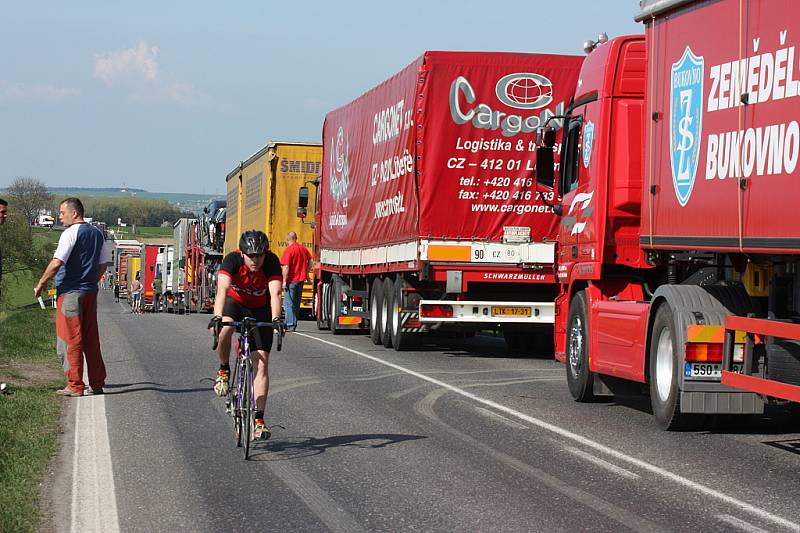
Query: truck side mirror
298 186 309 209
535 146 555 189
536 126 557 149
297 207 308 220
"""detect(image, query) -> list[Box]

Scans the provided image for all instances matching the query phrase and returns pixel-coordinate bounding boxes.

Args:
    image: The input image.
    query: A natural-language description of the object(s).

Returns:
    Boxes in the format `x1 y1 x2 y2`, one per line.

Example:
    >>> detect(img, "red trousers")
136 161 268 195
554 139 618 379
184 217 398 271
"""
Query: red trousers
56 292 106 393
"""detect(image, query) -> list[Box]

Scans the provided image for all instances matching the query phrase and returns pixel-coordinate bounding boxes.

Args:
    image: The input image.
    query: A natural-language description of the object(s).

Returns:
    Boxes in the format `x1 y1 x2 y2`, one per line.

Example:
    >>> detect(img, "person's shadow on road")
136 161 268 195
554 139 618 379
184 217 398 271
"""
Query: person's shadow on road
249 433 426 461
102 382 208 395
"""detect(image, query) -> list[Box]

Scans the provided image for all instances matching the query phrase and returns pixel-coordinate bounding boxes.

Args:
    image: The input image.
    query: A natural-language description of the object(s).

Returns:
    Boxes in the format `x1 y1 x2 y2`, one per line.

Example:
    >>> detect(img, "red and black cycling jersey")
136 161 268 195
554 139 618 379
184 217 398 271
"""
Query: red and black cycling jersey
218 250 282 309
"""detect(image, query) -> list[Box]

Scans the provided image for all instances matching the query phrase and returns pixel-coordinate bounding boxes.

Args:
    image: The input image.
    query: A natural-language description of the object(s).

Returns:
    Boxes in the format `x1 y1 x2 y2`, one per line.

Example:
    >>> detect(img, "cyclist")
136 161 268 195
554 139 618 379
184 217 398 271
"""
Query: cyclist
208 230 283 440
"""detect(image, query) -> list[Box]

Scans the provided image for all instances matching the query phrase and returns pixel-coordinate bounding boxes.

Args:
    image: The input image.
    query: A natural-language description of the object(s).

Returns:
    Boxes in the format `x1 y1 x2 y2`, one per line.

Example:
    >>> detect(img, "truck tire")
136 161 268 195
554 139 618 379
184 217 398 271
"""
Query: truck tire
503 329 525 352
381 277 394 348
701 285 754 315
767 340 800 387
316 283 330 330
391 278 418 351
649 302 688 430
370 278 383 345
330 277 343 335
566 291 596 402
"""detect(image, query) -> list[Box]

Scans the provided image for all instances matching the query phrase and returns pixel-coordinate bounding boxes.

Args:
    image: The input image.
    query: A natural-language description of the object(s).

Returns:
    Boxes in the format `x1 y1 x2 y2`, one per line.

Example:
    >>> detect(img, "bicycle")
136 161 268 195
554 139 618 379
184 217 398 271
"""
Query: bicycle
212 316 286 459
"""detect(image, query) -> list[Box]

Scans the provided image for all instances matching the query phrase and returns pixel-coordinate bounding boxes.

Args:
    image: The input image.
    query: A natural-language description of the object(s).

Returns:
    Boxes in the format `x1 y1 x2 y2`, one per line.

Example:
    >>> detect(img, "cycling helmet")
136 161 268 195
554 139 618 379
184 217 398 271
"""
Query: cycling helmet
239 230 269 256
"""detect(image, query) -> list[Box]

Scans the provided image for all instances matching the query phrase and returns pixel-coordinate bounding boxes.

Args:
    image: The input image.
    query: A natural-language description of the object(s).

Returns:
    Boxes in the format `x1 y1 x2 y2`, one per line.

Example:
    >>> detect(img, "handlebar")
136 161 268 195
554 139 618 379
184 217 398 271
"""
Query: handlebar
211 317 286 352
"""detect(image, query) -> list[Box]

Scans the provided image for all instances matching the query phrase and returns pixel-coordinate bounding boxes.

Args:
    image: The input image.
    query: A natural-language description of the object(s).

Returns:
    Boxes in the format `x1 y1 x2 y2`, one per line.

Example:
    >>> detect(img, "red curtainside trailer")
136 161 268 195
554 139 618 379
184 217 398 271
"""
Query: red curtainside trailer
302 51 583 351
535 0 800 430
140 244 160 311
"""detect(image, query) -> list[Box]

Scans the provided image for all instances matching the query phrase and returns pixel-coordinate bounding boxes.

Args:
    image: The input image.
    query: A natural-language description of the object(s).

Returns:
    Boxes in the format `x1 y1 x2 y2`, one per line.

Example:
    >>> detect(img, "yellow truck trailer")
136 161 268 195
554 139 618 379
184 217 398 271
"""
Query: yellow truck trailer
225 141 320 315
125 255 142 300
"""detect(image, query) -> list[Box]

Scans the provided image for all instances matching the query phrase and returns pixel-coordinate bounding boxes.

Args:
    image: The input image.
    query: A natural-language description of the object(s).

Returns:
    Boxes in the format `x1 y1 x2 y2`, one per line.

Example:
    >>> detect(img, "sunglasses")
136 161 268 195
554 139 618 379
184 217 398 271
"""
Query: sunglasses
245 253 264 259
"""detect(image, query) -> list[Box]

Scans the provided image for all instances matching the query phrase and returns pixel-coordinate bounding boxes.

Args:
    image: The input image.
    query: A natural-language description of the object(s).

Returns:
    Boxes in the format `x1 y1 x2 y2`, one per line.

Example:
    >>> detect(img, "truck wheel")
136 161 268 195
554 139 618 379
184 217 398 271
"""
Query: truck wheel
566 291 596 402
316 283 330 330
702 285 754 315
503 329 525 352
381 277 394 348
391 278 418 351
649 302 689 430
330 278 343 335
369 278 383 345
767 340 800 387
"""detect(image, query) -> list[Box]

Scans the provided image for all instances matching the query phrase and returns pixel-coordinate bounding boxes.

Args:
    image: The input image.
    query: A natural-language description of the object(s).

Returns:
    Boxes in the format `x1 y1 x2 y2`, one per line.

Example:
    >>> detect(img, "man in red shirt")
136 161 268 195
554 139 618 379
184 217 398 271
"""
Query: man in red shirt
280 231 312 332
208 230 282 440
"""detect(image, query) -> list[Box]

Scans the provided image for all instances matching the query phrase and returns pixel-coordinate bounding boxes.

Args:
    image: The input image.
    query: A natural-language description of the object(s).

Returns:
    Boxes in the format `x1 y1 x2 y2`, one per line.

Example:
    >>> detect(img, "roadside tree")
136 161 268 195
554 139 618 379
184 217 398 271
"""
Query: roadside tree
6 177 53 225
0 206 53 303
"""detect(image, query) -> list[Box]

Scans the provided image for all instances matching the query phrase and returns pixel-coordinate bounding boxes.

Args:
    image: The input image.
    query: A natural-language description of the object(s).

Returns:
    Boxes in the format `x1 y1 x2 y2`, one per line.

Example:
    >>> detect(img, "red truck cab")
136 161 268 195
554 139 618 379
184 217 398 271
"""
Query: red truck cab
538 31 770 429
547 35 650 368
539 0 800 430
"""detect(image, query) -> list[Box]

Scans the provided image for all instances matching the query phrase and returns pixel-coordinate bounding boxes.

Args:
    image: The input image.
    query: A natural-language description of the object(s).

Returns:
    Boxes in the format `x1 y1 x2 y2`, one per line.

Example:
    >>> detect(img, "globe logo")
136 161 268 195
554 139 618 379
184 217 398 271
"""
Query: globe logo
495 73 553 110
335 127 345 173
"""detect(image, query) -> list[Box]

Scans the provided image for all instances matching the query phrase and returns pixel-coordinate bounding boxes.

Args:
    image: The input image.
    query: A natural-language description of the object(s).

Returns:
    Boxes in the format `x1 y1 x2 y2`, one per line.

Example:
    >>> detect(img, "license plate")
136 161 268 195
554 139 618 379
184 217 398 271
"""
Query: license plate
491 306 531 317
684 363 743 380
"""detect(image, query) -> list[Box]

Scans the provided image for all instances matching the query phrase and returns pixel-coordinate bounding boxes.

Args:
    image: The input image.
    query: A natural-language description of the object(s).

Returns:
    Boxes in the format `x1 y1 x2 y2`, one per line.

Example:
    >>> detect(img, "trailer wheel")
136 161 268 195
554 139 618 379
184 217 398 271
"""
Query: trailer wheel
391 278 418 351
380 277 393 348
649 302 689 430
369 278 383 345
566 291 595 402
316 282 330 330
330 278 343 335
503 329 525 352
767 340 800 387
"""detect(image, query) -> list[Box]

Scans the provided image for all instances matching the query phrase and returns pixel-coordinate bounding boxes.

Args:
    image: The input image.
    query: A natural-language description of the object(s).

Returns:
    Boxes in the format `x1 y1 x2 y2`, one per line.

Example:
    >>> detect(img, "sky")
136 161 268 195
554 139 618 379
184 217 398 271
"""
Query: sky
0 1 641 195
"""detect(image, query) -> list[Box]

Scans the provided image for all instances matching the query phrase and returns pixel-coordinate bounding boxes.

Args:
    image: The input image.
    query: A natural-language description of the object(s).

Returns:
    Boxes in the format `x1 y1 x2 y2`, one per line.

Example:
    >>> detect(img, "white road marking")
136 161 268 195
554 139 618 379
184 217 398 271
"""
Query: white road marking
474 406 529 430
717 514 771 533
70 396 120 533
296 332 800 531
264 459 367 533
207 396 364 532
565 446 640 480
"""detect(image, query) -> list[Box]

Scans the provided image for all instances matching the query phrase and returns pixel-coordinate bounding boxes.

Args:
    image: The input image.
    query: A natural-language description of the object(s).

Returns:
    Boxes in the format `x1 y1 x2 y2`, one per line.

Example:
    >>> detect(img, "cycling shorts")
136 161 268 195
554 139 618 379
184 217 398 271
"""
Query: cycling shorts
222 298 273 353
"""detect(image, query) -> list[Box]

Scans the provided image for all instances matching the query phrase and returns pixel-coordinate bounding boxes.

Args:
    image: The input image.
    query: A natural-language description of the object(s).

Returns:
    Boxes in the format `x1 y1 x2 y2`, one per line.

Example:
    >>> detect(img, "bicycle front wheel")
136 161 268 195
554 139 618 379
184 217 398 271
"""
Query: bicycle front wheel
227 358 239 416
242 357 253 460
233 360 244 448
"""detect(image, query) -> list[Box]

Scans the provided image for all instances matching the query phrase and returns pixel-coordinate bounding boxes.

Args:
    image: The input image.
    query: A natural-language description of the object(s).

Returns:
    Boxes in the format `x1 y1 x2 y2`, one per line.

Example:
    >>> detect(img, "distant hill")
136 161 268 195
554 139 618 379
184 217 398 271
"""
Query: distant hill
41 187 224 215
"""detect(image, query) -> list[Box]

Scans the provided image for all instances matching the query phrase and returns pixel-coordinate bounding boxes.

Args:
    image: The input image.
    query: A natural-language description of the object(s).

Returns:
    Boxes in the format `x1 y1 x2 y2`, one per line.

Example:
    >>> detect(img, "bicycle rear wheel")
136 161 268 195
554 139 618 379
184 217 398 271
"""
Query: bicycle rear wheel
242 357 253 460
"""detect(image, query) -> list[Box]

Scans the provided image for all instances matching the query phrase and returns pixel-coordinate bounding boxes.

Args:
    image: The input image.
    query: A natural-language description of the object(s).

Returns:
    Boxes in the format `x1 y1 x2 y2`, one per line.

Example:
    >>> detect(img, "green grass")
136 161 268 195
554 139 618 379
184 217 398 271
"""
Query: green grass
109 225 173 239
1 270 54 311
0 287 62 532
31 226 62 247
0 307 58 362
0 386 61 532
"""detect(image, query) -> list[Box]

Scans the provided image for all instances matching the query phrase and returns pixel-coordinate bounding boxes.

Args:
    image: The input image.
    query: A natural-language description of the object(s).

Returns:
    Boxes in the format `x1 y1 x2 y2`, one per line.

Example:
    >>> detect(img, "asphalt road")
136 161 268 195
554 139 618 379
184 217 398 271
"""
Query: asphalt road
48 290 800 532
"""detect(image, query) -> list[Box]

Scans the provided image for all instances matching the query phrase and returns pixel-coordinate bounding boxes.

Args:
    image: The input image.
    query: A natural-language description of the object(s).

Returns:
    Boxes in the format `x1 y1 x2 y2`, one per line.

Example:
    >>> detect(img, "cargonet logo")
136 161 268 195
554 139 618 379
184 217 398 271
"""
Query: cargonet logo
495 73 553 110
450 73 564 137
328 126 351 208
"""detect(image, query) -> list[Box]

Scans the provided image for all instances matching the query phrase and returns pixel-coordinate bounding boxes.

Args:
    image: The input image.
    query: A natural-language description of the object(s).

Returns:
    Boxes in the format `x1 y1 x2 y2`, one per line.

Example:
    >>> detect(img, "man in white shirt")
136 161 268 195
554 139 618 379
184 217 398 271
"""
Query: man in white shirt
35 198 111 396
